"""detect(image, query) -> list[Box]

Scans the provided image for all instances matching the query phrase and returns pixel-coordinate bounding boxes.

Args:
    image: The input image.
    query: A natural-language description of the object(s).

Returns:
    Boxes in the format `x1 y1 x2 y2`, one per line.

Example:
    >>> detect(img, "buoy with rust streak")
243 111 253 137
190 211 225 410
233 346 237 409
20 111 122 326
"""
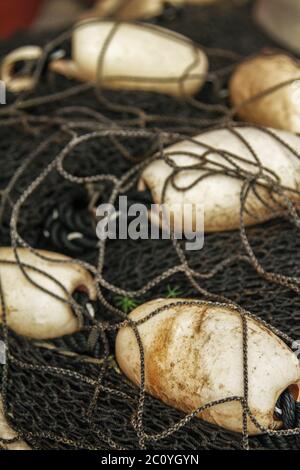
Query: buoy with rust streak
115 298 300 435
0 248 97 339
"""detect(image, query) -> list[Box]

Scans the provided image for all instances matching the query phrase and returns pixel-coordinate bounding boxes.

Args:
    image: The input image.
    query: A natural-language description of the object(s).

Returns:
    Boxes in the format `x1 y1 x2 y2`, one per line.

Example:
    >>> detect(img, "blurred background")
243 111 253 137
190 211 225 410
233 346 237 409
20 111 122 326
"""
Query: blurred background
0 0 248 38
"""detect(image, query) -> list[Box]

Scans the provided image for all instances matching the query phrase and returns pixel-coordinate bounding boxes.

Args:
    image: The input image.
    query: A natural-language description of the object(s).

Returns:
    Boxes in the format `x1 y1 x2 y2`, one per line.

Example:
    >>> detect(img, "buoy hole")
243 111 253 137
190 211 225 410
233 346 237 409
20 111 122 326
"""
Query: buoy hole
288 383 300 401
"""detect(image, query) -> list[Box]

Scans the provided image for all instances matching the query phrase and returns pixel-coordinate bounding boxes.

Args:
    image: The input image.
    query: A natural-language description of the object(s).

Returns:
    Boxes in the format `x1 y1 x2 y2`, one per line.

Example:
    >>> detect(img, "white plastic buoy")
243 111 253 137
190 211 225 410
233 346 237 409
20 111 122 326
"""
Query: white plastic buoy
0 46 42 93
230 52 300 133
0 248 97 339
49 20 208 98
140 126 300 232
116 298 300 435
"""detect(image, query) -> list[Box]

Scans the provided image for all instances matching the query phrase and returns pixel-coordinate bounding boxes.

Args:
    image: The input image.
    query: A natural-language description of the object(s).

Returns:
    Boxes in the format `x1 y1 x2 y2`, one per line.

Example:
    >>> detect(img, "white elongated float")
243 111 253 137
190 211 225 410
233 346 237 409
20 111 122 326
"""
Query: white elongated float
116 298 300 435
0 248 97 339
1 21 208 98
139 126 300 232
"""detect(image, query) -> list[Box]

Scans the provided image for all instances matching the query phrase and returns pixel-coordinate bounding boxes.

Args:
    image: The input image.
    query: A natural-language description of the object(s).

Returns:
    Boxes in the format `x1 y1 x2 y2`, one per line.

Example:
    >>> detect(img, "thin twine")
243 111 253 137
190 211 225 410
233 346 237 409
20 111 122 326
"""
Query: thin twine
0 20 300 450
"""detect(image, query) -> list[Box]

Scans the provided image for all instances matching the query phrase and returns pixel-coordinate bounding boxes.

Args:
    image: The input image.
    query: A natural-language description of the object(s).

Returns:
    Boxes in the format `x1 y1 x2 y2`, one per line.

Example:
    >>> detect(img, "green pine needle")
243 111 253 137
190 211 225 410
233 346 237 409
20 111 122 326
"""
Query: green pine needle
115 295 139 314
166 285 183 298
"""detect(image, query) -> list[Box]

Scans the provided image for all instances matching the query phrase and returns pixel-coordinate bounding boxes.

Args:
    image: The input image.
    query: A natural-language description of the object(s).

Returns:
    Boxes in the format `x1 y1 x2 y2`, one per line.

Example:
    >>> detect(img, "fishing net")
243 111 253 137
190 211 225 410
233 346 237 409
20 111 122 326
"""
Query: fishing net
0 0 300 450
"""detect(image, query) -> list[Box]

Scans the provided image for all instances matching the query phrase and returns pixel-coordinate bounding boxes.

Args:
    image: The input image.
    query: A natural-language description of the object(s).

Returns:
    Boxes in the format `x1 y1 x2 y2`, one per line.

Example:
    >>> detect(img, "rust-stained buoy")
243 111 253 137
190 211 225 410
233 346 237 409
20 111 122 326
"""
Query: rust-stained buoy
116 299 300 435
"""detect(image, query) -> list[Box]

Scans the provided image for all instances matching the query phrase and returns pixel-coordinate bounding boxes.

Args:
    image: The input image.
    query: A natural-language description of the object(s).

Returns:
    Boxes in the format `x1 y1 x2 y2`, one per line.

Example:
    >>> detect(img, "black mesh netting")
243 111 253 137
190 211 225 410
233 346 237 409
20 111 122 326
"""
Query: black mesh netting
0 0 300 450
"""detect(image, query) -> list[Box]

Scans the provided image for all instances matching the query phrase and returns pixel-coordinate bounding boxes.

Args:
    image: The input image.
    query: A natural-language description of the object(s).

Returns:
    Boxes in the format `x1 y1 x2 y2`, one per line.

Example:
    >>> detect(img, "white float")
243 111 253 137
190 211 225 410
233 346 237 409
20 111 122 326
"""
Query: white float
140 126 300 232
116 298 300 435
230 52 300 133
0 248 97 339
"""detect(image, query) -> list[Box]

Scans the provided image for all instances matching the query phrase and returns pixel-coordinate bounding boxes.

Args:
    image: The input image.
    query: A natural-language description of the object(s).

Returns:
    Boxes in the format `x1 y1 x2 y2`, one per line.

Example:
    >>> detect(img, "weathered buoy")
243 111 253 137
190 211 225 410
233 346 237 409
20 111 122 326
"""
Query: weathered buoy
50 20 208 98
0 397 30 450
0 248 97 339
229 52 300 133
115 298 300 435
139 126 300 232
